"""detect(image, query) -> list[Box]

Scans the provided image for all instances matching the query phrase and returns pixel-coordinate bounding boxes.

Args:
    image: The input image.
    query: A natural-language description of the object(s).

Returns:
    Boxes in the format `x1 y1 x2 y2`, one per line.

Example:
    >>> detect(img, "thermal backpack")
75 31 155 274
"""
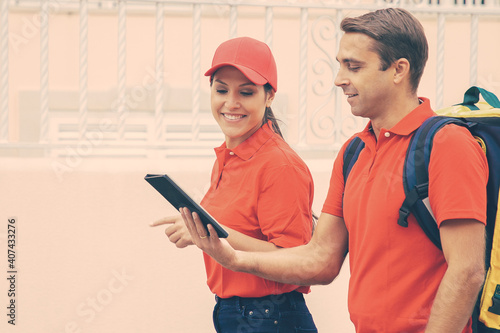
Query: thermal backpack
342 86 500 332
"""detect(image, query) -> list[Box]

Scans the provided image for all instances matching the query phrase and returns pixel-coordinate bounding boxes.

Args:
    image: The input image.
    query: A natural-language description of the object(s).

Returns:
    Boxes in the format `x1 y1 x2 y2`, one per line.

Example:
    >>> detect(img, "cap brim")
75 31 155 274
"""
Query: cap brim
204 64 268 86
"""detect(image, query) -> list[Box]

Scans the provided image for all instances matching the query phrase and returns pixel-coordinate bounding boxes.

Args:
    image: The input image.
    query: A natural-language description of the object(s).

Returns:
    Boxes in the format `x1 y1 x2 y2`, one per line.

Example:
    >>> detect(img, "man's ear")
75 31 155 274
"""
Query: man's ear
393 58 411 85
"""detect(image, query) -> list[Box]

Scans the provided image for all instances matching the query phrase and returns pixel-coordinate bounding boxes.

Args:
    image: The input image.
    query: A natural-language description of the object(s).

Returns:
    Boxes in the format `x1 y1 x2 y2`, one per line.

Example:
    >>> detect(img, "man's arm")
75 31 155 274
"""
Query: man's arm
182 208 349 286
425 219 486 333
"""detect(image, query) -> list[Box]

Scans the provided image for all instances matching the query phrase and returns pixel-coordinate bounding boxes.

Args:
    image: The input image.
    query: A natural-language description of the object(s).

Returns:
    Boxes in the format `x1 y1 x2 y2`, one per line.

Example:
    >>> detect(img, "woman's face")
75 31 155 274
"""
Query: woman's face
211 66 274 149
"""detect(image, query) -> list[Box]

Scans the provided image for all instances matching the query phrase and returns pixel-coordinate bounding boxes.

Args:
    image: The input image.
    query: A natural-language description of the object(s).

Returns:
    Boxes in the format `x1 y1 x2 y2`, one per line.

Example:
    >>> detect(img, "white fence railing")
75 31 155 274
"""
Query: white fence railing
1 0 500 157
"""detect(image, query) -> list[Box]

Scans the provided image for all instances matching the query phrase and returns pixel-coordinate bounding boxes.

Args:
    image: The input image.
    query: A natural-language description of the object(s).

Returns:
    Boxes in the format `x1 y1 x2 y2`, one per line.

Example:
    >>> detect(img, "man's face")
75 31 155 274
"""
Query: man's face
335 32 395 120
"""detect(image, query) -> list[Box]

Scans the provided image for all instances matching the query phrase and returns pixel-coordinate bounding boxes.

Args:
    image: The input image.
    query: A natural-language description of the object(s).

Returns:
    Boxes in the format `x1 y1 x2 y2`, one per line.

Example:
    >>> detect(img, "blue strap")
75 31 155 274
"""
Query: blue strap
397 184 429 227
343 137 365 184
402 116 468 249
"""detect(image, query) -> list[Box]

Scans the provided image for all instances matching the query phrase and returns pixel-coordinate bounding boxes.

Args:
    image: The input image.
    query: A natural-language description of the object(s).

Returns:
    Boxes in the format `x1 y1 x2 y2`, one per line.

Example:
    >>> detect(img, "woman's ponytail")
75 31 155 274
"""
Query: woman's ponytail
263 83 284 139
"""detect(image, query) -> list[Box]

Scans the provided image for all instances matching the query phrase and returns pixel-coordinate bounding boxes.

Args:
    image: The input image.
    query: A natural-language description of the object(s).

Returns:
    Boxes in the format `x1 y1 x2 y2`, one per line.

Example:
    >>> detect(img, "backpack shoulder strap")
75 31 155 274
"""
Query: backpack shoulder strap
400 116 467 249
343 118 467 250
342 136 365 185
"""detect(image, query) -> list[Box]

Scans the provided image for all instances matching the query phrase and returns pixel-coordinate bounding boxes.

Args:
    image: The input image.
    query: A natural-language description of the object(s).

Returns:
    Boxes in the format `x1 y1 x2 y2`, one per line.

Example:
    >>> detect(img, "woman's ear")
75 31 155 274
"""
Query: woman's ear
266 89 276 108
393 58 410 85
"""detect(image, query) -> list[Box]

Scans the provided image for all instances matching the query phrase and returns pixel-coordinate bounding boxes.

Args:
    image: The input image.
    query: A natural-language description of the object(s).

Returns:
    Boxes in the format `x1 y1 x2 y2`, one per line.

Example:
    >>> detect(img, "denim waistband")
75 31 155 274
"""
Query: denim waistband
215 290 305 309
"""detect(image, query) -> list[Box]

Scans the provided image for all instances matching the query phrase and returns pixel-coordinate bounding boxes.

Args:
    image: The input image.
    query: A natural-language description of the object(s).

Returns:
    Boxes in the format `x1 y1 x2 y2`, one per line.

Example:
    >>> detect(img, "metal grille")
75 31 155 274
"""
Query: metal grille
1 0 499 157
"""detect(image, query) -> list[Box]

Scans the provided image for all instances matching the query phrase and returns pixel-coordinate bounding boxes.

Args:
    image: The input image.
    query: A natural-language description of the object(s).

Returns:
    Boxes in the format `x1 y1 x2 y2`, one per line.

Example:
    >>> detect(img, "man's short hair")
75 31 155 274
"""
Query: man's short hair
341 8 428 93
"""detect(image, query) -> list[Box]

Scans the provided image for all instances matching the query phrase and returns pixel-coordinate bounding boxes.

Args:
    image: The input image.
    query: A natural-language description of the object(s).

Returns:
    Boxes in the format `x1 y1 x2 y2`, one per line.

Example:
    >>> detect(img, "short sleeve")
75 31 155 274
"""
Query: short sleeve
321 141 349 218
429 124 489 226
257 164 314 248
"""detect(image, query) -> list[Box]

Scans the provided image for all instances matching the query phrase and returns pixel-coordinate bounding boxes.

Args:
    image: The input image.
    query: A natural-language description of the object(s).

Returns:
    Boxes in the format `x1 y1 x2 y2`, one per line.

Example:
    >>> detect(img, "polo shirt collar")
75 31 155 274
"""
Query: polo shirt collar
214 121 275 161
360 97 434 138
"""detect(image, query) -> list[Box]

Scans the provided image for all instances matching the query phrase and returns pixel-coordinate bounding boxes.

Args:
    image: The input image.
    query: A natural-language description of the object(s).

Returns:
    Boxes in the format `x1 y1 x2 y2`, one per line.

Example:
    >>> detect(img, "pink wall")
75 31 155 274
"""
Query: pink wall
1 156 353 332
2 5 500 332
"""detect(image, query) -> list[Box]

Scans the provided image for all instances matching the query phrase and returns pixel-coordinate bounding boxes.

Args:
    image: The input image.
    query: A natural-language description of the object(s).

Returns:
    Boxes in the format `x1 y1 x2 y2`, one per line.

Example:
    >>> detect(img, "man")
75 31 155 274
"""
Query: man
182 8 488 333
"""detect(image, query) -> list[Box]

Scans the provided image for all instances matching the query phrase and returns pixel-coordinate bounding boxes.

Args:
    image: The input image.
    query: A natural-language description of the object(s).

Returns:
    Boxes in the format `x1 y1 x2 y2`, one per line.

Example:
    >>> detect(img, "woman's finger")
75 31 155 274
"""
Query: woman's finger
150 215 178 227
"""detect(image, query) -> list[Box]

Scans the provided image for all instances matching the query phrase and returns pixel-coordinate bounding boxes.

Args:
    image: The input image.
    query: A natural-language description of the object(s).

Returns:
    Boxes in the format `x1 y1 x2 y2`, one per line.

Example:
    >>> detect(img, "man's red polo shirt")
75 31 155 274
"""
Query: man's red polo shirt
322 98 488 332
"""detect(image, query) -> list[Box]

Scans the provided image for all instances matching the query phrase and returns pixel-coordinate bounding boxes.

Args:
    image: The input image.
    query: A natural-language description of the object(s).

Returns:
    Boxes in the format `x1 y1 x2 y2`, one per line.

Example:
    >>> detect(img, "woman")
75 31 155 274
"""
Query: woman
152 37 317 333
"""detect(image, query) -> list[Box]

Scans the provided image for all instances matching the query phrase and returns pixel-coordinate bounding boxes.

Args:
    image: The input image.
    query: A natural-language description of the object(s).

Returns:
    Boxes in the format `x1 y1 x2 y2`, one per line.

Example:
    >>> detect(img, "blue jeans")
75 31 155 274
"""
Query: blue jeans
213 291 318 333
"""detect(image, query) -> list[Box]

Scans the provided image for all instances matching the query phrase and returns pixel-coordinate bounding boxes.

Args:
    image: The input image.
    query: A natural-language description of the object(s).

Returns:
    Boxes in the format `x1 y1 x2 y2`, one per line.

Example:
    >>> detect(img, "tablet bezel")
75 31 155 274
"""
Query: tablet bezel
145 174 228 238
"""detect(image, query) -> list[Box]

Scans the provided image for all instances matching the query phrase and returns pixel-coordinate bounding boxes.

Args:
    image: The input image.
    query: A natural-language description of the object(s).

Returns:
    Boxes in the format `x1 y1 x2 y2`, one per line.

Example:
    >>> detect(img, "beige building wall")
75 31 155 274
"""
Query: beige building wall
6 8 500 145
2 4 500 333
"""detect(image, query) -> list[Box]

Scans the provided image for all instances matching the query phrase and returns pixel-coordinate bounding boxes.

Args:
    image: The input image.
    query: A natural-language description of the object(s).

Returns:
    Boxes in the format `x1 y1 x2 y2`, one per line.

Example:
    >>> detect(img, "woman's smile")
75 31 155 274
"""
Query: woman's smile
211 66 274 149
222 113 246 121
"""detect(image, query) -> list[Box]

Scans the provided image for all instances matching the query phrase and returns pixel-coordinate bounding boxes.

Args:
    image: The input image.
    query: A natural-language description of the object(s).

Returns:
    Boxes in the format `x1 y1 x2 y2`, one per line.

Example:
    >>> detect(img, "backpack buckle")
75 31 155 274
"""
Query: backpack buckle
414 183 429 198
398 207 410 227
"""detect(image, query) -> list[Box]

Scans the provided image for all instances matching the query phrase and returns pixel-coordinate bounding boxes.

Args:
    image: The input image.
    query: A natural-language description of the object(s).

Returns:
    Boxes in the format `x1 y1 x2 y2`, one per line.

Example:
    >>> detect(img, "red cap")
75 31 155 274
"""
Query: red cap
205 37 278 92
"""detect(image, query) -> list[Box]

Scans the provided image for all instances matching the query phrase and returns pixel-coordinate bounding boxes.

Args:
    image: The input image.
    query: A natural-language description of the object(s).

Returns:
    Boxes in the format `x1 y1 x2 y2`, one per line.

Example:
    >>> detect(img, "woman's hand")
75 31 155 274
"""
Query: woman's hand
150 215 194 248
180 207 239 270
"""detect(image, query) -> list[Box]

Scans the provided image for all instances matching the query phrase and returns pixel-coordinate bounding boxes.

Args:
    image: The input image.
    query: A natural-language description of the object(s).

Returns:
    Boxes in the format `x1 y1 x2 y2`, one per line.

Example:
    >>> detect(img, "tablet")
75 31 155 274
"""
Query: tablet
145 174 228 238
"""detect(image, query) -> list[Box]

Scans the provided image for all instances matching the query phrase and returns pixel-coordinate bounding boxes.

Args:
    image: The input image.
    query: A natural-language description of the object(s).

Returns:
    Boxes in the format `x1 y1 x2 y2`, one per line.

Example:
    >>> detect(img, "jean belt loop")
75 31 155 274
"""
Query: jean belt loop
289 291 301 310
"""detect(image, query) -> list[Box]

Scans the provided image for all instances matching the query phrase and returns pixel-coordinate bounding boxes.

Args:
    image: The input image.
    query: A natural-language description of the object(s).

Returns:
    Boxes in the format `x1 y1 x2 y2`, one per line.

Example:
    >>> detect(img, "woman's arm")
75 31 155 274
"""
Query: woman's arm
150 215 279 252
152 163 314 253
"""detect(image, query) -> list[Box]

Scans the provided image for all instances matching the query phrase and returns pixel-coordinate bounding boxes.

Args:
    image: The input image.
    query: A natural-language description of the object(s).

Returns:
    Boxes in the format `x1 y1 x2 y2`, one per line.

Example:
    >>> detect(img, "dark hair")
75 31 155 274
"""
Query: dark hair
340 8 428 93
263 83 283 139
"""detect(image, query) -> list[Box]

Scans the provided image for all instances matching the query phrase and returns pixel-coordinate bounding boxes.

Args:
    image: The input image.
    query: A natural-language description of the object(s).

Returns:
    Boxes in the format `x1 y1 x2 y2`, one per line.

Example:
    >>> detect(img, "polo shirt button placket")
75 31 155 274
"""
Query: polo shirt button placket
384 132 390 138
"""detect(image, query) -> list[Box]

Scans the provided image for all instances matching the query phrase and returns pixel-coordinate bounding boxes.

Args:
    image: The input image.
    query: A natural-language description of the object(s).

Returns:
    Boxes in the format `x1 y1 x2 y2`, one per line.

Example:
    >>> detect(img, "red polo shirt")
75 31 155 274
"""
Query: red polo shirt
322 98 488 332
201 122 314 298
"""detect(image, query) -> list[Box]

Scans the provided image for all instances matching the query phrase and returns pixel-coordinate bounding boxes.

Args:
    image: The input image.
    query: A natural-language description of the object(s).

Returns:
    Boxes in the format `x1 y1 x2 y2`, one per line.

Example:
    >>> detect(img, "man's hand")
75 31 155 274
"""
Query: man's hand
150 215 194 248
180 207 238 270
